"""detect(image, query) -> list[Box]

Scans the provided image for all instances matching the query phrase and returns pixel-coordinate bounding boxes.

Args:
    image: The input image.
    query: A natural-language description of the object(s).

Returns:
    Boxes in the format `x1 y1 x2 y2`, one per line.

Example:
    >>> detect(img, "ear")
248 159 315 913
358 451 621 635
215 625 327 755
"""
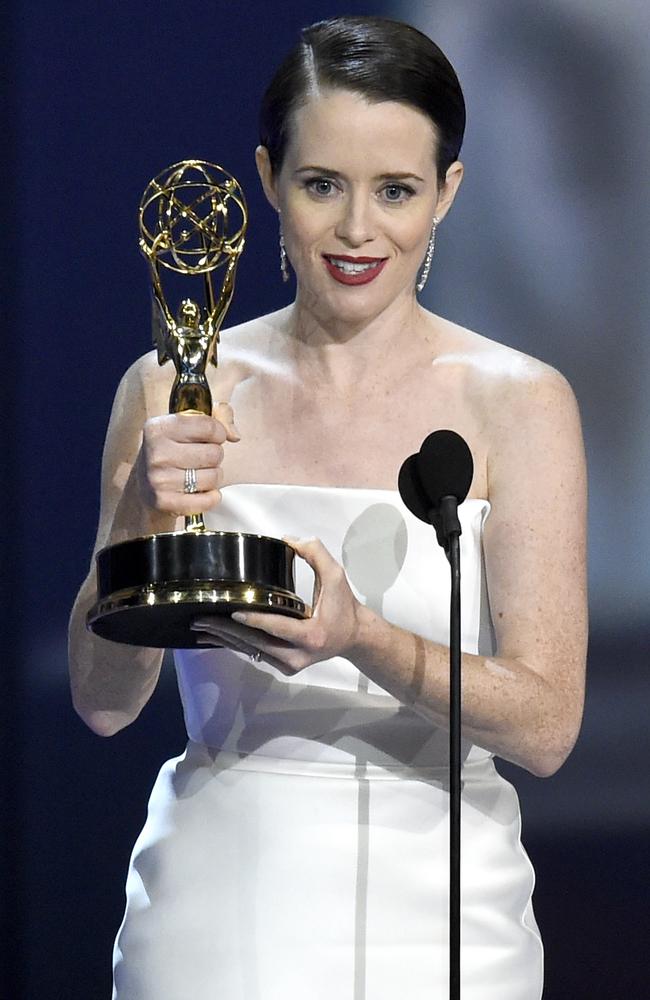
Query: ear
434 160 464 222
255 145 279 211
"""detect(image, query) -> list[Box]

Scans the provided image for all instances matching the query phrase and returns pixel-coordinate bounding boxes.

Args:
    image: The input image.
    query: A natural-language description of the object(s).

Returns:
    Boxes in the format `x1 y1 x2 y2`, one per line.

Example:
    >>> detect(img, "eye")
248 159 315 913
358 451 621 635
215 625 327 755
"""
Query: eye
381 183 415 204
305 177 337 198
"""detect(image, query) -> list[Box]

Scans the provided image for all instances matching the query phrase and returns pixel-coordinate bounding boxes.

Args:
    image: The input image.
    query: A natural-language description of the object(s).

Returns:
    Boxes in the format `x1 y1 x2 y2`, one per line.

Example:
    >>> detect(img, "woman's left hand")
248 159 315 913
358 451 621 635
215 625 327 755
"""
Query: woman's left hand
190 538 367 675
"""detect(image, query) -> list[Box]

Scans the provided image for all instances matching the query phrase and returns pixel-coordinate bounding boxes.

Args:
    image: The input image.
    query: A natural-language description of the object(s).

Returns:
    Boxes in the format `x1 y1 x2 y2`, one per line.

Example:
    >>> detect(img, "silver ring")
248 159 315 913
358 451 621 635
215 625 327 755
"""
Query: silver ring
184 468 198 494
249 651 263 662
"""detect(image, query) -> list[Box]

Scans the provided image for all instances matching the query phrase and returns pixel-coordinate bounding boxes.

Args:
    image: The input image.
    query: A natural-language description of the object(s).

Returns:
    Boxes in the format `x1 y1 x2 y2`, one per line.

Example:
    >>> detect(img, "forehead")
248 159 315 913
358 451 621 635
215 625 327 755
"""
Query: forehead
284 88 438 174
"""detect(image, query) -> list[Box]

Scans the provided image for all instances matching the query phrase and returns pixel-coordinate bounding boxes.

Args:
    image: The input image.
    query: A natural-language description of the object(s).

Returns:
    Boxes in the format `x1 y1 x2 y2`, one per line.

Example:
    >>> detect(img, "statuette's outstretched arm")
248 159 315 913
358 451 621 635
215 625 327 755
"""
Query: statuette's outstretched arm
148 259 177 365
208 239 245 364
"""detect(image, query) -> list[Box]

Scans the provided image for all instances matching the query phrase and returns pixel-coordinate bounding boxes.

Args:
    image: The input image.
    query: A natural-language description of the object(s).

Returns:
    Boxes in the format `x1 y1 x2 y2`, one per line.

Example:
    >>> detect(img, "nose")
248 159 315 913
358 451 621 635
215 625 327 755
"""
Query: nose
334 191 376 247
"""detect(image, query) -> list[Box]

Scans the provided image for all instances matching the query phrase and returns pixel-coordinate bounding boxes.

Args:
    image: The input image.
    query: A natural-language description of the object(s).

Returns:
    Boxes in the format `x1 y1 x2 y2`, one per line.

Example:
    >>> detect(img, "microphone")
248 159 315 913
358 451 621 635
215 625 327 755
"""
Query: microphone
398 430 474 550
399 431 474 998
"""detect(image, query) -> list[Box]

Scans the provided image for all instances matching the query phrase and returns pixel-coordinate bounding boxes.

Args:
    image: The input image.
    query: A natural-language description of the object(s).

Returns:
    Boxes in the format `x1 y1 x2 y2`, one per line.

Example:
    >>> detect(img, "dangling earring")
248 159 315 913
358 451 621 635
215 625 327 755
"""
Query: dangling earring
416 216 440 293
278 212 289 283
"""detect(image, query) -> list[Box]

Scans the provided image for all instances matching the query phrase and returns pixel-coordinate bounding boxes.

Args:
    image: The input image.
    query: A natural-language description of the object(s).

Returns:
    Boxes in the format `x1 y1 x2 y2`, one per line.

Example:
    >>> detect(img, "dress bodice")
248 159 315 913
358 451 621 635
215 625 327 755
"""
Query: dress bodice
174 484 495 768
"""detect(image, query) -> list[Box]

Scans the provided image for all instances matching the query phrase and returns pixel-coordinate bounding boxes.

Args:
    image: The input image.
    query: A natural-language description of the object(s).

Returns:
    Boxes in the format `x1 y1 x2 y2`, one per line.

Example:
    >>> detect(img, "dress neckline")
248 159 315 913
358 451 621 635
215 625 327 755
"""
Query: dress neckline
221 482 489 505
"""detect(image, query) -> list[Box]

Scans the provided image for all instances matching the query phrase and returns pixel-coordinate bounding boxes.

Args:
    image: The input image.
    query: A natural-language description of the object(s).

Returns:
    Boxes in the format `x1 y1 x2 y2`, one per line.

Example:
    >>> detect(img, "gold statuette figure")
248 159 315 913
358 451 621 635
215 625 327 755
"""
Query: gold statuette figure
87 161 306 648
140 160 246 531
141 160 246 413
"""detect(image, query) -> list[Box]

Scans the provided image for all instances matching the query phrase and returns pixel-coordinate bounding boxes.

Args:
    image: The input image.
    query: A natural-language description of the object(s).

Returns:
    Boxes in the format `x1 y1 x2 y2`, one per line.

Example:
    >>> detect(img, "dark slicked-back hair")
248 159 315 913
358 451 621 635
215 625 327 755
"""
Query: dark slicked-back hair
259 16 466 186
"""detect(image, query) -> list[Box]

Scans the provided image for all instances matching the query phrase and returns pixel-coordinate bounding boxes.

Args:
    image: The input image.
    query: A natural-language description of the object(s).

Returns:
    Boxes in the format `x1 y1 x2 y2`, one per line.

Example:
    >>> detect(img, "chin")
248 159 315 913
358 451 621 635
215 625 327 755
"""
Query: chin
323 290 391 323
304 276 396 318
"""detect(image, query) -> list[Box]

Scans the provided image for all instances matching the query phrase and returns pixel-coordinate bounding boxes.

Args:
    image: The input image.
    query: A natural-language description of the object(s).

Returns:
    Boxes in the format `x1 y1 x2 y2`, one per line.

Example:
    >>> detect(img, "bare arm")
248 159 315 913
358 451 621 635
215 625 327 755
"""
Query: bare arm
68 355 233 736
348 365 588 776
196 364 588 777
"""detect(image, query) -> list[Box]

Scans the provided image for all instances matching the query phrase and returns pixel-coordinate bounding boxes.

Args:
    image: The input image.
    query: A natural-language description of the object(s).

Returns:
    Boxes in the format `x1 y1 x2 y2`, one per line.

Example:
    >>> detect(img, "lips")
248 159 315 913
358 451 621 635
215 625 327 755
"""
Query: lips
323 254 388 286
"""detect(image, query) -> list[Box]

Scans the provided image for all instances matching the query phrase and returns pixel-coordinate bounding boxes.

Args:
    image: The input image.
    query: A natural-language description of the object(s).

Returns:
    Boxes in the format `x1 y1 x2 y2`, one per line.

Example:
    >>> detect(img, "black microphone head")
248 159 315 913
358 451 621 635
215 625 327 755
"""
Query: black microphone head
416 430 473 506
397 453 431 523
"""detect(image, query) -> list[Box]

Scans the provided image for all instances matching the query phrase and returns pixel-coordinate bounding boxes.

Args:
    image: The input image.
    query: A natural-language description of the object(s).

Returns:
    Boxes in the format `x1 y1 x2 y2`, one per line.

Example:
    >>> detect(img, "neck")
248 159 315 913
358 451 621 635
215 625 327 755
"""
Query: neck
286 288 432 388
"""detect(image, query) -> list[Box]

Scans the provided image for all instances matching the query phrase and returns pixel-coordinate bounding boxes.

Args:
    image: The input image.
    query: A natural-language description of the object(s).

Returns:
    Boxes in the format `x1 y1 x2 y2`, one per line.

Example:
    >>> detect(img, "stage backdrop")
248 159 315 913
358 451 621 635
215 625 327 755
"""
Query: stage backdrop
405 3 650 996
2 1 648 997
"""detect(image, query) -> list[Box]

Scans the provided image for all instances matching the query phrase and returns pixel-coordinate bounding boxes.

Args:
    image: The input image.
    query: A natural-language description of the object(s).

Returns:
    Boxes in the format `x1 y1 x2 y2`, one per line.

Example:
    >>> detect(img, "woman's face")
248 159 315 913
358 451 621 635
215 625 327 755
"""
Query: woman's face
257 88 462 326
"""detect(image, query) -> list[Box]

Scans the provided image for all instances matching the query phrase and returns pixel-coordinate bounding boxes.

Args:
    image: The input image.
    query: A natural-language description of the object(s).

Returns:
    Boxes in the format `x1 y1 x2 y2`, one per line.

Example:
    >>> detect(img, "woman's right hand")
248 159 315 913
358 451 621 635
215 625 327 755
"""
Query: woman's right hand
137 402 240 516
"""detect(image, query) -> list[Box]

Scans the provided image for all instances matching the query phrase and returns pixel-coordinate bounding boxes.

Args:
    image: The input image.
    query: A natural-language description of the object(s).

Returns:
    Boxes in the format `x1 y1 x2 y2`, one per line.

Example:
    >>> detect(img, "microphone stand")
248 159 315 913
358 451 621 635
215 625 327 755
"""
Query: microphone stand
431 496 463 1000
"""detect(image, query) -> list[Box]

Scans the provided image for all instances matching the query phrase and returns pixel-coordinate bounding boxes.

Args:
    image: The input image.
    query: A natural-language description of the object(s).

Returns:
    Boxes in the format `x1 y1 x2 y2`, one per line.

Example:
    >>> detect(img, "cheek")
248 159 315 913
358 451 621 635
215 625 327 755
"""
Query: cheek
283 207 330 260
391 212 434 255
391 188 439 243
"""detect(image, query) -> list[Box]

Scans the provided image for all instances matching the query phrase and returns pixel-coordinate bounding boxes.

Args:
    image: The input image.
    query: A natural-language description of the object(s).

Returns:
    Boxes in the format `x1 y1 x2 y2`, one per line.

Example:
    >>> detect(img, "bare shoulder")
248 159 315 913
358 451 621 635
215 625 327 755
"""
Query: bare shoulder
431 314 580 428
123 348 164 387
221 306 292 345
115 349 169 418
219 306 293 365
432 320 585 517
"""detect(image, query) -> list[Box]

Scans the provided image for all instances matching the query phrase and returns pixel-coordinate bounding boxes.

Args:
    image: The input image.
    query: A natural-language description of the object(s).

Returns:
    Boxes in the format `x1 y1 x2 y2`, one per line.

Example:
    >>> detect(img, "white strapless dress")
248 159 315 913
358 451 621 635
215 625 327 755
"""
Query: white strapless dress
112 484 543 999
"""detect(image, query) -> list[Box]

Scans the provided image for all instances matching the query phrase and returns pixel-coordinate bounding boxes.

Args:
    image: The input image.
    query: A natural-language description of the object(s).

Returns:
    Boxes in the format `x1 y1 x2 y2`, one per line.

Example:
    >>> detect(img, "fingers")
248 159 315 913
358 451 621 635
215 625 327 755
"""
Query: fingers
155 412 228 445
140 404 240 515
146 467 224 512
282 536 336 571
144 439 224 513
191 617 298 676
150 407 240 446
228 611 328 664
193 623 252 656
162 440 224 472
213 402 241 442
230 610 310 642
154 489 224 517
282 536 340 609
191 541 361 673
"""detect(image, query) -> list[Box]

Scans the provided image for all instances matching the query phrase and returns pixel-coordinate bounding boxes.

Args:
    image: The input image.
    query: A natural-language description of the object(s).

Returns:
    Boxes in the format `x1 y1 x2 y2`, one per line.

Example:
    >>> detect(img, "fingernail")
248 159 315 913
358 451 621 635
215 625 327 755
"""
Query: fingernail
191 620 220 631
231 612 249 623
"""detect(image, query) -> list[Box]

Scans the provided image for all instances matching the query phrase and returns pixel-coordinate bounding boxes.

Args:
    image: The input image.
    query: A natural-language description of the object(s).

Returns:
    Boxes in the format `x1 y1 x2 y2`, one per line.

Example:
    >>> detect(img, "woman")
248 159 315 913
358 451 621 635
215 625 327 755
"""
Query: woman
69 16 587 999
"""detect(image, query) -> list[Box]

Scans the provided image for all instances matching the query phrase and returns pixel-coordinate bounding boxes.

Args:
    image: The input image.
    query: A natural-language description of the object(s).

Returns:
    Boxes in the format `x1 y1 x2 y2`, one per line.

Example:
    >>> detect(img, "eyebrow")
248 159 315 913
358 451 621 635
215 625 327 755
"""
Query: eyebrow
294 166 426 183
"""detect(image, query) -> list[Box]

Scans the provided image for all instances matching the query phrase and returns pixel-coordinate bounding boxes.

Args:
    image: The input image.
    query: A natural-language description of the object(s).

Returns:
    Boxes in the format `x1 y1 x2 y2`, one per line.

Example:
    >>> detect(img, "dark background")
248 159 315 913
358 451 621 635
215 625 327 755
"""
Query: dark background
2 1 648 997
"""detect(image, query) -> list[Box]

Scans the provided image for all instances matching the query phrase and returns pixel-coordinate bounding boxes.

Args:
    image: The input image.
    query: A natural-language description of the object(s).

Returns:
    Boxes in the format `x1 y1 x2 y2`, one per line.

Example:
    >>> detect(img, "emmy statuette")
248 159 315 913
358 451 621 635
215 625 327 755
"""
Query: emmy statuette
87 160 307 648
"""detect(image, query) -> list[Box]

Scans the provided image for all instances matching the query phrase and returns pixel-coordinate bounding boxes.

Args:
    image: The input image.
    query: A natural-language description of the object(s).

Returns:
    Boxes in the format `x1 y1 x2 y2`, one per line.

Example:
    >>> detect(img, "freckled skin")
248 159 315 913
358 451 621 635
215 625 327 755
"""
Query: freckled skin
69 90 587 777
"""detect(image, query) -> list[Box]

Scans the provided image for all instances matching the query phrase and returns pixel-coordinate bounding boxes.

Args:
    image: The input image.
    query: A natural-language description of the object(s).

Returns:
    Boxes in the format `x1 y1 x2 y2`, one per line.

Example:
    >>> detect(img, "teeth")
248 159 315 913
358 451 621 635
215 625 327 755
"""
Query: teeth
329 258 380 274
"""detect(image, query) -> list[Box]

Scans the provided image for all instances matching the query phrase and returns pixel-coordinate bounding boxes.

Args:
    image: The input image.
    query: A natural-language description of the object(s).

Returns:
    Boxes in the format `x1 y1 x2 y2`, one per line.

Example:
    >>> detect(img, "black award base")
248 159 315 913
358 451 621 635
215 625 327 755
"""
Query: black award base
87 530 307 648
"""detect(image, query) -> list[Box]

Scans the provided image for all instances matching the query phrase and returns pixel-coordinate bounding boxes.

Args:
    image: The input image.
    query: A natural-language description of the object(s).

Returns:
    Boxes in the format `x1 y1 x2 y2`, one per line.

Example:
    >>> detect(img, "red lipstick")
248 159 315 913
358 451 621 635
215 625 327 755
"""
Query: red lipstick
323 254 388 286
